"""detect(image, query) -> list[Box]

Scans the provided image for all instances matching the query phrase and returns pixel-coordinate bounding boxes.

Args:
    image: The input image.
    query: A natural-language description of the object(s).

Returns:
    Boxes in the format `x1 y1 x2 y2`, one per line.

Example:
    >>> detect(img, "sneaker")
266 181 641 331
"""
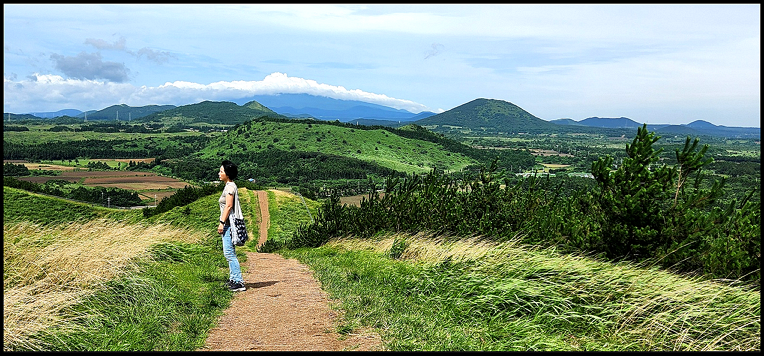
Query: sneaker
229 280 246 292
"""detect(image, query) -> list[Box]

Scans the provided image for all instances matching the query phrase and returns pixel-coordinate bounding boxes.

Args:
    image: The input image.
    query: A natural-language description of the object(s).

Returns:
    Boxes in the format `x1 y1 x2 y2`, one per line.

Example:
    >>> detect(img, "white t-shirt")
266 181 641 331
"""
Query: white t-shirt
219 181 237 223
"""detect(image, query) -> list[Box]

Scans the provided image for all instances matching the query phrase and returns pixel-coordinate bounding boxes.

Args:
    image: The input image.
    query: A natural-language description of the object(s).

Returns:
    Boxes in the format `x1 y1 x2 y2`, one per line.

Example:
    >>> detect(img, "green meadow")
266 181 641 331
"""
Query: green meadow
197 120 479 174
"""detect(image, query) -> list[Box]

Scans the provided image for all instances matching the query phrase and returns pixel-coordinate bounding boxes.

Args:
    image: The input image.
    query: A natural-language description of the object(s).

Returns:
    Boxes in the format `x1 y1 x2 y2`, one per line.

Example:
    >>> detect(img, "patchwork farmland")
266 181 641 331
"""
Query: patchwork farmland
9 160 193 204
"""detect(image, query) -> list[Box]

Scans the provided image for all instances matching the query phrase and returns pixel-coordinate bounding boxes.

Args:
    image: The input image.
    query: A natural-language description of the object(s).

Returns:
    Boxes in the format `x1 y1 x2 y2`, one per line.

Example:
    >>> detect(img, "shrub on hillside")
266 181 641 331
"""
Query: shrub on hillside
142 182 223 218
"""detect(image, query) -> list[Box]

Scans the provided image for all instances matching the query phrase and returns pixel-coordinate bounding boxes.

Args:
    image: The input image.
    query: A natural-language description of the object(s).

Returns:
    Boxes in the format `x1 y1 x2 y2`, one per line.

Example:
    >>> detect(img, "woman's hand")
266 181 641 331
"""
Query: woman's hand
217 222 224 234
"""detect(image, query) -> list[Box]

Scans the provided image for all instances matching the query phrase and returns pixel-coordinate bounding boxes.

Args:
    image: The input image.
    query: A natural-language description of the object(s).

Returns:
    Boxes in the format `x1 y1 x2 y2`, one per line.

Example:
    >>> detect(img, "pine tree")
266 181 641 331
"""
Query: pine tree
591 124 728 265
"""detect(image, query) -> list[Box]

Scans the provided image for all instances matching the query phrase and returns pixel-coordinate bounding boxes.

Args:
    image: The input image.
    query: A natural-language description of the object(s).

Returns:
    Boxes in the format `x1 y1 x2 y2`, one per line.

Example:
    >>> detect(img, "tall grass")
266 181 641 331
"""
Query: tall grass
280 232 760 351
3 219 207 351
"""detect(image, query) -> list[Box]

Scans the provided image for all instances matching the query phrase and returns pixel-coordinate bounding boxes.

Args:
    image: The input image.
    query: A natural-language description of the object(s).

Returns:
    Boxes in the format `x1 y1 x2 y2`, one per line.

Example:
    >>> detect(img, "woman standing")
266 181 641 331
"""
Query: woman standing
217 160 246 292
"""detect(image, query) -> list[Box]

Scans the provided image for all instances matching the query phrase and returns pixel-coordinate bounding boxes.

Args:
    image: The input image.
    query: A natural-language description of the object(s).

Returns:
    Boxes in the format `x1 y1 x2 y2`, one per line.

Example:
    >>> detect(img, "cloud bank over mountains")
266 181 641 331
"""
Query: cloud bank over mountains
3 72 434 114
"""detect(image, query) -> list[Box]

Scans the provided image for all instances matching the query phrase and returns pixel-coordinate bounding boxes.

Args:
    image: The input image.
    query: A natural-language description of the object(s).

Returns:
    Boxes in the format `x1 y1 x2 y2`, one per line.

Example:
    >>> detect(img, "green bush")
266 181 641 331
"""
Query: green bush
4 162 30 176
142 183 223 218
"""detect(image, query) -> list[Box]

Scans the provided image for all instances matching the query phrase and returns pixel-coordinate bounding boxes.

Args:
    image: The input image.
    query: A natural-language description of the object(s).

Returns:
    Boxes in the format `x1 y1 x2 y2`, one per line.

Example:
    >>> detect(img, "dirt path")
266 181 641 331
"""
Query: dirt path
199 190 384 351
256 190 269 247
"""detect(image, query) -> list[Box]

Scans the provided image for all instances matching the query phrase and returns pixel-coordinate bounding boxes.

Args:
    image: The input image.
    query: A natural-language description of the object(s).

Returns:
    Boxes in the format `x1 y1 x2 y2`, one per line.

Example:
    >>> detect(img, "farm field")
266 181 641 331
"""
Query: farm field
339 192 387 207
539 163 571 172
4 161 77 171
8 160 193 204
529 149 573 157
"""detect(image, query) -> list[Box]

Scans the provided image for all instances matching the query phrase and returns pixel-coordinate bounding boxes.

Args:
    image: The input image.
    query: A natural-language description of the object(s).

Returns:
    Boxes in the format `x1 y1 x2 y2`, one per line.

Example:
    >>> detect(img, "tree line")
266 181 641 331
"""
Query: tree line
165 148 405 185
2 125 29 131
3 136 209 161
280 126 760 285
3 176 143 207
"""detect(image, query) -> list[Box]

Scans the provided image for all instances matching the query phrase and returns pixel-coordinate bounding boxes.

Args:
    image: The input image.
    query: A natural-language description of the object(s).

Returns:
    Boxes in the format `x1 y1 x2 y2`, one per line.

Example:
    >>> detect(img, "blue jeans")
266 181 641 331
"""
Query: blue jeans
221 225 243 283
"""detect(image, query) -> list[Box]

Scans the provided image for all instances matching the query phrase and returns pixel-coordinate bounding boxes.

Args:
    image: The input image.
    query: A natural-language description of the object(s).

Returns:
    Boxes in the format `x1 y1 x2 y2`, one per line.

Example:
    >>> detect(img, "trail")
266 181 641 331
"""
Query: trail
199 190 384 351
256 190 269 247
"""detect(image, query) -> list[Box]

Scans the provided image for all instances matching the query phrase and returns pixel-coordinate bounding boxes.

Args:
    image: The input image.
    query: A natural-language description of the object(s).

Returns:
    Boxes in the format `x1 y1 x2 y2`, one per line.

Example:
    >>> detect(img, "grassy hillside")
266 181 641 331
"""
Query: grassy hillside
3 186 139 224
196 119 480 174
264 189 321 247
5 183 758 351
3 186 241 351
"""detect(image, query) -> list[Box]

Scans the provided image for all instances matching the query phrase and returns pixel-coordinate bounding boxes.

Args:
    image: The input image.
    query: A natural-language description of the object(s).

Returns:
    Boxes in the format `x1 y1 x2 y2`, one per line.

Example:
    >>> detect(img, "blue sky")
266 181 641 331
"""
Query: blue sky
3 4 760 127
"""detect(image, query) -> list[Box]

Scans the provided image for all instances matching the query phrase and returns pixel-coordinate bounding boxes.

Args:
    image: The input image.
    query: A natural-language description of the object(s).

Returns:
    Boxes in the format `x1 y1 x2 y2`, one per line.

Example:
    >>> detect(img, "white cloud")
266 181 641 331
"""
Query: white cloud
129 72 431 113
3 72 432 114
50 52 130 83
2 4 757 125
85 37 127 51
3 74 134 112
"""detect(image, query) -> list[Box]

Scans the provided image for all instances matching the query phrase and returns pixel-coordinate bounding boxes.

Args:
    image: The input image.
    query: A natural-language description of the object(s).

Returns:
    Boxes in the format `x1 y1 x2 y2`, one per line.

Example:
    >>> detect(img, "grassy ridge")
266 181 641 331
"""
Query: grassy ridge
3 186 138 224
3 187 244 351
280 234 760 351
265 189 321 245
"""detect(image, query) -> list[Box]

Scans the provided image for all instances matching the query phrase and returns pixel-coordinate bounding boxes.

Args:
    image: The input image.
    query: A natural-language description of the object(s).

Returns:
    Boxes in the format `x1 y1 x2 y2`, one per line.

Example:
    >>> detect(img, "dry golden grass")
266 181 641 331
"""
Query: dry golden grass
3 219 207 351
540 163 571 169
271 188 294 198
15 163 77 171
326 233 760 351
326 231 511 266
339 192 386 208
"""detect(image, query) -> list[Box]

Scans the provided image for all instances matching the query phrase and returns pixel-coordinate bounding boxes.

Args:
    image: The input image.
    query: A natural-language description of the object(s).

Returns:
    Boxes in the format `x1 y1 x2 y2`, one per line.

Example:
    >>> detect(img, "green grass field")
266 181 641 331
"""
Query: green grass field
4 185 759 351
280 234 760 351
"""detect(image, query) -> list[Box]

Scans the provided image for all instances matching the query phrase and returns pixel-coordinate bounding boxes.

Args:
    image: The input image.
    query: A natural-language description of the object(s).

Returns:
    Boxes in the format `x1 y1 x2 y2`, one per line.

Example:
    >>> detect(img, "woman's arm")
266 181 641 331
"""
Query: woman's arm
223 192 235 220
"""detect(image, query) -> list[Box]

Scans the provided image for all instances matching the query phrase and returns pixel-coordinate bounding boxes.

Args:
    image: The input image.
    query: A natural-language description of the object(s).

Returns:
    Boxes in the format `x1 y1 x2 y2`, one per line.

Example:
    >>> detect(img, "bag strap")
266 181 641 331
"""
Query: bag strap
233 188 244 219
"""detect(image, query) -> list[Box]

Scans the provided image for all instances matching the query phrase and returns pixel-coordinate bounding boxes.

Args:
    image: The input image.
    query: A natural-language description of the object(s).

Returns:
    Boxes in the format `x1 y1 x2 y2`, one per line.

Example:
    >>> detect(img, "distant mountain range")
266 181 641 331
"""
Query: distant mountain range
415 99 758 138
232 93 436 123
134 100 280 125
23 108 84 118
81 104 177 121
15 93 436 124
8 95 759 139
551 116 760 139
16 105 177 121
